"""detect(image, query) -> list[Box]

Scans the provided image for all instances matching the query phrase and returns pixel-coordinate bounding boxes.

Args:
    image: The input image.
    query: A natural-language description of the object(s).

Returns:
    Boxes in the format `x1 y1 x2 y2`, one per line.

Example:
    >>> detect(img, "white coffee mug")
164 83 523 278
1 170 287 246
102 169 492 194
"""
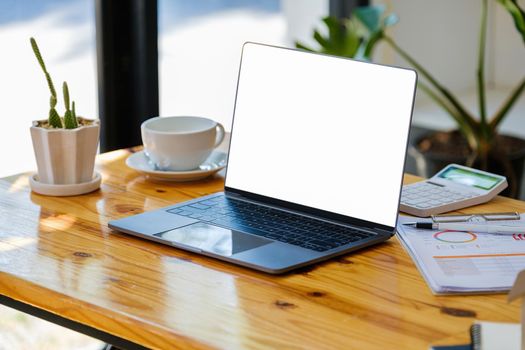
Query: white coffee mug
141 116 225 171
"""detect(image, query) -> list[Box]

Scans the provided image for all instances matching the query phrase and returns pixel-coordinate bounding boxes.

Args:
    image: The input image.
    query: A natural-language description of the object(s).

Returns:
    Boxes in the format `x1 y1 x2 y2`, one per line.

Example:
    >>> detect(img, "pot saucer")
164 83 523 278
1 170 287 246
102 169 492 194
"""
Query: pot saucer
126 150 227 182
29 172 102 196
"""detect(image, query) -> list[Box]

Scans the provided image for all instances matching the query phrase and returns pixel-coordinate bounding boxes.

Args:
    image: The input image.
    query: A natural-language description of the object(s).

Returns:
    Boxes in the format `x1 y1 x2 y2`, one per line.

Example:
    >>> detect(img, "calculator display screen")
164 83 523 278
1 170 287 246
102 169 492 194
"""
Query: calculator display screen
438 166 501 190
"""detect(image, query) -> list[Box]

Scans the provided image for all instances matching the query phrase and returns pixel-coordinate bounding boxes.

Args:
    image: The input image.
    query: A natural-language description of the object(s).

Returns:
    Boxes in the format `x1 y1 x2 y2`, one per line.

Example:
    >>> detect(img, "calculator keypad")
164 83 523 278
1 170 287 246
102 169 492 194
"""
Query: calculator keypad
401 182 478 209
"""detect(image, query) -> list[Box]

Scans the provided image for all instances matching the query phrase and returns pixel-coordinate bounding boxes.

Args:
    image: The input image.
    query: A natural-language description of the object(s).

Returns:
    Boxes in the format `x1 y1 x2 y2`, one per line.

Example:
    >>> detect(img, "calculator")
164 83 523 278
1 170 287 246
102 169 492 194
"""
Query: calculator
400 164 508 217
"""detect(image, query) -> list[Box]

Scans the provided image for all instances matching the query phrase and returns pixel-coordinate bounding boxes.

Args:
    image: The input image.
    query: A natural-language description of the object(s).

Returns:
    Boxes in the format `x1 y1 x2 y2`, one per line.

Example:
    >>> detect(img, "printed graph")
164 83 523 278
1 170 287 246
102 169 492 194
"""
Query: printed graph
433 230 477 243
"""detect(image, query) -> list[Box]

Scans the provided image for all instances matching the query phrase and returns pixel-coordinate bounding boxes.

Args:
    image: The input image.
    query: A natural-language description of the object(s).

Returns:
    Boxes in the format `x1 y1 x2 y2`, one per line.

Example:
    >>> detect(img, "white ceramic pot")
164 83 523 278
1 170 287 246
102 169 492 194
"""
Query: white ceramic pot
30 117 100 185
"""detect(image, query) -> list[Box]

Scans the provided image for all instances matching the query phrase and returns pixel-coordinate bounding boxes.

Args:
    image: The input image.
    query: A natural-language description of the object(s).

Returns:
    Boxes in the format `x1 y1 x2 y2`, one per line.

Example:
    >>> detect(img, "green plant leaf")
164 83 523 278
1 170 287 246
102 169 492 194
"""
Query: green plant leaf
295 42 315 52
353 6 397 60
48 108 62 128
342 20 361 57
294 8 398 61
497 0 525 45
418 82 478 150
65 100 79 129
323 17 343 49
30 38 47 73
44 72 56 99
477 0 489 137
31 36 60 125
298 16 361 58
363 31 383 59
354 5 385 32
64 110 78 129
30 38 57 99
490 76 525 130
313 29 332 50
63 81 70 111
326 20 360 56
50 95 57 109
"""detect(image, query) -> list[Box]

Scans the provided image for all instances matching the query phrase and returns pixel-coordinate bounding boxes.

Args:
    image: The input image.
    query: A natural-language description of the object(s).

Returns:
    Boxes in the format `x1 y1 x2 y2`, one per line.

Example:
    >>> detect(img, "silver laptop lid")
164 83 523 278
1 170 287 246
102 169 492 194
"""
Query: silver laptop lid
225 42 417 229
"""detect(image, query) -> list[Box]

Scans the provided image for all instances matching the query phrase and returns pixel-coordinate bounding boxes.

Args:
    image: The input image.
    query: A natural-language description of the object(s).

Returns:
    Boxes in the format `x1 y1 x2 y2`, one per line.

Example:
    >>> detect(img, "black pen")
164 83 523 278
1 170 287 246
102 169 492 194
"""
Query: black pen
403 222 524 234
403 222 436 230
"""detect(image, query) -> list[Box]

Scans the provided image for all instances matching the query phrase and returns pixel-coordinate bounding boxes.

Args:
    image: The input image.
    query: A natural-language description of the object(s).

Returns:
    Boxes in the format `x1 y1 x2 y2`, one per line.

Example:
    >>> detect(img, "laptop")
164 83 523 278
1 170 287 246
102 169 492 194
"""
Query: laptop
109 42 417 274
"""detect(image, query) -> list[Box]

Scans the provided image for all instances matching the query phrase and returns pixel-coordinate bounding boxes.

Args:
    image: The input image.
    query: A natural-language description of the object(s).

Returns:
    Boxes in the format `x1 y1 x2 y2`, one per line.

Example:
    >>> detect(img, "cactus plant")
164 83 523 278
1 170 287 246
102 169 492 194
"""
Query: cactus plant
63 82 78 129
28 37 100 193
30 37 80 129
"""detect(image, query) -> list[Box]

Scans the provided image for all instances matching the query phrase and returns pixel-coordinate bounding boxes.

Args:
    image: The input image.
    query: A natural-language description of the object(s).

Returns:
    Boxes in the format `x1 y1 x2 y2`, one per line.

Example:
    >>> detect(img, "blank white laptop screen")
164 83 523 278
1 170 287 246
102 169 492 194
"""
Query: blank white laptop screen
226 43 417 228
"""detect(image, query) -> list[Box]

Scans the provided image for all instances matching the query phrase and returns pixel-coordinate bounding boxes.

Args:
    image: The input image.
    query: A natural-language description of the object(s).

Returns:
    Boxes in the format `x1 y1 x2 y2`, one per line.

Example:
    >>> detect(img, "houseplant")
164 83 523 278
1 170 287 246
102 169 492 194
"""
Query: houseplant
29 37 101 196
295 10 398 61
297 1 525 197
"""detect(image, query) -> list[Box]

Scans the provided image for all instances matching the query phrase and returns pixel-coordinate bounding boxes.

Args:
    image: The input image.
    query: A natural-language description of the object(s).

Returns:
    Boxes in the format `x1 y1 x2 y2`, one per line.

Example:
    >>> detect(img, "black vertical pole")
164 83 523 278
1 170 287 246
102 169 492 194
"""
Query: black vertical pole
95 0 159 152
329 0 369 19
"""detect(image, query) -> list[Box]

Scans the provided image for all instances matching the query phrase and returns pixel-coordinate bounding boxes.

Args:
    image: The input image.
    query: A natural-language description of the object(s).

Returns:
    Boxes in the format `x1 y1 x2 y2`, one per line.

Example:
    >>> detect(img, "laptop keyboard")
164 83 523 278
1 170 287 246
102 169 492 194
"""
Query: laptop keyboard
166 195 375 252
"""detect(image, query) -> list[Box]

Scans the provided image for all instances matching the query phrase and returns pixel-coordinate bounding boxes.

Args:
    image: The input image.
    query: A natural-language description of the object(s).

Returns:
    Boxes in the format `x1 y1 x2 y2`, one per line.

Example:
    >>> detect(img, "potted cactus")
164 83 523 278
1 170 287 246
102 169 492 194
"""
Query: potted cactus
29 37 101 196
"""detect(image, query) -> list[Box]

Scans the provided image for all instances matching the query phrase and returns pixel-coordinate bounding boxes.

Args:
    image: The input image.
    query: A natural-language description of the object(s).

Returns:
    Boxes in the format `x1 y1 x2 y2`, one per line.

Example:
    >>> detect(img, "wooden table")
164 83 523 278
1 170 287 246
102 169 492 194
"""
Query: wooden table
1 148 524 350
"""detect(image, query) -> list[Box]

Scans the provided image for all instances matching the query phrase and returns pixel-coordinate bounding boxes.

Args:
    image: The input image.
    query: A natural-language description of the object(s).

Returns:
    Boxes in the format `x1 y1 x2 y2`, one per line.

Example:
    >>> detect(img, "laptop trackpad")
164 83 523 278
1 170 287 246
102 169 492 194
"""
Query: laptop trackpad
153 222 272 257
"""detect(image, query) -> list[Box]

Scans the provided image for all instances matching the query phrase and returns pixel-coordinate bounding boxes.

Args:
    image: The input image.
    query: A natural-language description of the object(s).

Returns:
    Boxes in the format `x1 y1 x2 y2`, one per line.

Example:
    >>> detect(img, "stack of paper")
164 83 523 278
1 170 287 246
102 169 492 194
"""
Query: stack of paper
471 321 521 350
396 215 525 294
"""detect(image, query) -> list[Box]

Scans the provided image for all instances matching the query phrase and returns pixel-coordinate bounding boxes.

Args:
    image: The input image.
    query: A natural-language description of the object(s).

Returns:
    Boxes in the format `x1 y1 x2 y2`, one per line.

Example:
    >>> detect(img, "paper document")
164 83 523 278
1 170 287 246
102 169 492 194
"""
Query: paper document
397 215 525 294
471 321 521 350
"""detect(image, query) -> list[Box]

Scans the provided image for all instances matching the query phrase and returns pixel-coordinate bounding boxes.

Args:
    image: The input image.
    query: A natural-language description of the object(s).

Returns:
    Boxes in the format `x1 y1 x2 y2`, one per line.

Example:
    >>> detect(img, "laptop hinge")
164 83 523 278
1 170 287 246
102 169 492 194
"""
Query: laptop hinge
375 227 395 236
224 190 243 199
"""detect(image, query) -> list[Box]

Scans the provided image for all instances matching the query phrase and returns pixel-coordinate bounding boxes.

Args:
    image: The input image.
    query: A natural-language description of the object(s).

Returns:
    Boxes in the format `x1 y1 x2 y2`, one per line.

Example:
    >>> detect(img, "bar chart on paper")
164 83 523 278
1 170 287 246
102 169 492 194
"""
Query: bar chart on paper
396 215 525 293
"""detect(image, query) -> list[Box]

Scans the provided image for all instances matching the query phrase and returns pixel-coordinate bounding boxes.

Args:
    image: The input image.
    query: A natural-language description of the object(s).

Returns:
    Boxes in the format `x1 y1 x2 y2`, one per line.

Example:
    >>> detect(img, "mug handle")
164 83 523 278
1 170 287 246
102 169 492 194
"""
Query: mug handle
214 123 225 148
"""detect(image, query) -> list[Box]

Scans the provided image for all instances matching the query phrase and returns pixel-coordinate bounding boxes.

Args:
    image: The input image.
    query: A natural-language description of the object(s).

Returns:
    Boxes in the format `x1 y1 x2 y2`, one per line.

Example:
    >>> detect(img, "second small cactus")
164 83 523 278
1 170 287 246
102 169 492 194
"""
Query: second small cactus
63 82 78 129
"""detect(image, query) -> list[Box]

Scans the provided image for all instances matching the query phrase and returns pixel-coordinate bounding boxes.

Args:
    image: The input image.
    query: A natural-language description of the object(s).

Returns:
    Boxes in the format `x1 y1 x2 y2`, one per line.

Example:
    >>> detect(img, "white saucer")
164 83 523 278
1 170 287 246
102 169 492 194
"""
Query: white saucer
126 150 227 182
30 172 102 196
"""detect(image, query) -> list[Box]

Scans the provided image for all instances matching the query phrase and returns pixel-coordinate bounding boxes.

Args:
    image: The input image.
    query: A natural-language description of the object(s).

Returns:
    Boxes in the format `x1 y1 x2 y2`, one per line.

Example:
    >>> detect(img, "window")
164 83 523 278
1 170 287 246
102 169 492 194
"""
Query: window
0 0 97 177
158 0 327 129
2 0 328 177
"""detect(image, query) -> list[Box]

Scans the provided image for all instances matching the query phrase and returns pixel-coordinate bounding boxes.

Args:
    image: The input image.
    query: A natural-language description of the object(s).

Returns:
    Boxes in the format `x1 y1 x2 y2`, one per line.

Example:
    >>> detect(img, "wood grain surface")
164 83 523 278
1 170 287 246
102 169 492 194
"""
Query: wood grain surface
1 147 524 349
